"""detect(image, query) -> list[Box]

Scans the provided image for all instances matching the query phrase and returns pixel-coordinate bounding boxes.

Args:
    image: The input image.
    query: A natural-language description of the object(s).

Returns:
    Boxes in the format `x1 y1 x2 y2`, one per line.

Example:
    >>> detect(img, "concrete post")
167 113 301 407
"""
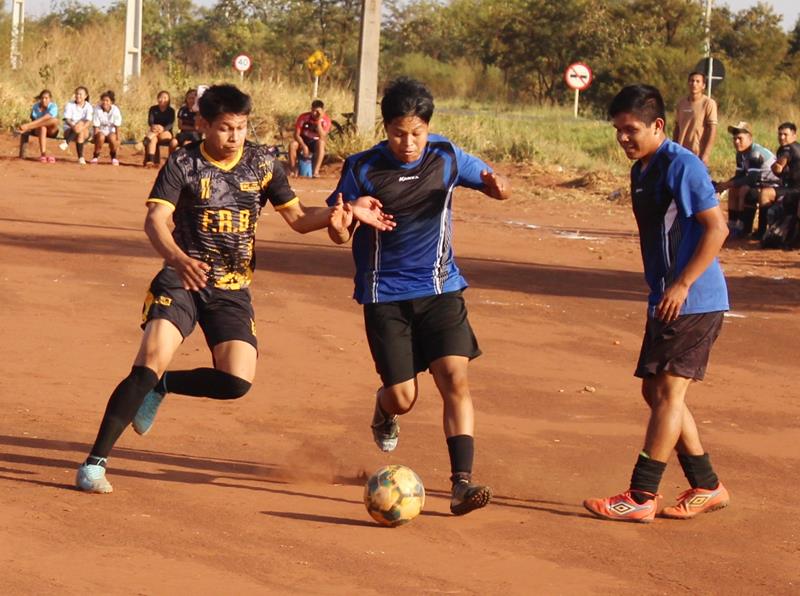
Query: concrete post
354 0 381 137
10 0 25 70
122 0 143 91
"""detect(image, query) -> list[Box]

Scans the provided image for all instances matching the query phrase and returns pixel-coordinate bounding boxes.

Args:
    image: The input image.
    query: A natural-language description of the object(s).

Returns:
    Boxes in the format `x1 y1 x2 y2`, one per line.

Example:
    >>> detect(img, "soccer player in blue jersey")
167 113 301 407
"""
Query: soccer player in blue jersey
75 84 393 493
583 85 731 523
326 77 510 516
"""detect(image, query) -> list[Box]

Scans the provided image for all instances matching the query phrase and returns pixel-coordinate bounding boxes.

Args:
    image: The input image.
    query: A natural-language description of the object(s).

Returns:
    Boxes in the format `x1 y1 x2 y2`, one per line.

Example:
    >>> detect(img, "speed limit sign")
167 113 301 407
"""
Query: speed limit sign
233 54 252 73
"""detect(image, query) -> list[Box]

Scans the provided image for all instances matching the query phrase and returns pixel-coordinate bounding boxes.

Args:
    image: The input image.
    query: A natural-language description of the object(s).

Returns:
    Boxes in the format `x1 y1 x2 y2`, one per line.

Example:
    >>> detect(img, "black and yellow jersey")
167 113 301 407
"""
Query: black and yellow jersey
147 141 297 289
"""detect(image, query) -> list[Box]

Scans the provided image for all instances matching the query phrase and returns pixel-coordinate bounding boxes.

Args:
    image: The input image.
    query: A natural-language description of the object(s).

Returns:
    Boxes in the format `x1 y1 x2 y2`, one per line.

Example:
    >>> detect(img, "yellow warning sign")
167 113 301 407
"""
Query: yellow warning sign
306 50 330 77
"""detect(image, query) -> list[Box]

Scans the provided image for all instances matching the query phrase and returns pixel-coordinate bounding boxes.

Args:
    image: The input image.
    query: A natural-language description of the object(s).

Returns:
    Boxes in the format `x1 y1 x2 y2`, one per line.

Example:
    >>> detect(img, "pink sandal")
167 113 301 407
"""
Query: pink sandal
39 156 48 163
47 156 56 163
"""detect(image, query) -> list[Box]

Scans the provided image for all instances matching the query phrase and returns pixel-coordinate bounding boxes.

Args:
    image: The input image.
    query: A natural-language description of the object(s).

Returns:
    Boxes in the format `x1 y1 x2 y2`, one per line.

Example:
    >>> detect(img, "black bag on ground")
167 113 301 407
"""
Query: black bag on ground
761 200 798 249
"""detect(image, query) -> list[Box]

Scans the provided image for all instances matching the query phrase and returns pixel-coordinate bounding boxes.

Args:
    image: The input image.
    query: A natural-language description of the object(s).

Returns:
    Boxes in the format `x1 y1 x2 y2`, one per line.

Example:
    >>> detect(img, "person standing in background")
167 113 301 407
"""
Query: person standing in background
673 72 718 167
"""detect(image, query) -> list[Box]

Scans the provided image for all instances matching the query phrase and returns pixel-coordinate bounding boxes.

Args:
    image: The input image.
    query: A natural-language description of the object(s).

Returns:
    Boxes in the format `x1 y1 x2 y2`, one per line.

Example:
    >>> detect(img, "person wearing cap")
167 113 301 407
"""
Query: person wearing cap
715 122 779 238
672 72 718 166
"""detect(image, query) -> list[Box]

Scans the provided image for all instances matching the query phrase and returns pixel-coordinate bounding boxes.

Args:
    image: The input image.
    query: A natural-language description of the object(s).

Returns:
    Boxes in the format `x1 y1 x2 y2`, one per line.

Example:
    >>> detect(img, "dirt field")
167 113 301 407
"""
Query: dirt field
1 138 798 595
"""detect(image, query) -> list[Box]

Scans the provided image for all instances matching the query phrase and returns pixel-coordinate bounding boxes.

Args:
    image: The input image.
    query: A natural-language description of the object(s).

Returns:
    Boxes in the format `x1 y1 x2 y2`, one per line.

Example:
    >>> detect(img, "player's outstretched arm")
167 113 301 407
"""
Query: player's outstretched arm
144 202 209 290
656 205 728 323
480 170 511 201
280 196 396 236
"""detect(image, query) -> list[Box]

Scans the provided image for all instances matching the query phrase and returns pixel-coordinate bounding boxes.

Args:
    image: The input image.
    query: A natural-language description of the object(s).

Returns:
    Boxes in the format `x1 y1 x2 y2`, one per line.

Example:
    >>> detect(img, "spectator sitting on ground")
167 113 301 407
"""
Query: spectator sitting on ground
91 90 122 166
143 90 175 167
61 86 93 165
672 71 718 166
169 88 202 154
17 89 60 163
289 99 331 177
714 121 779 238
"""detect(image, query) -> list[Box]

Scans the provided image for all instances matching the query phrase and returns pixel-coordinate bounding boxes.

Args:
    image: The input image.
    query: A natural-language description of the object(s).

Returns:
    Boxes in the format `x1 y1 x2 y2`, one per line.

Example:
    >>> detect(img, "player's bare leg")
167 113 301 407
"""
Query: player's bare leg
312 138 326 177
371 379 417 452
430 356 491 515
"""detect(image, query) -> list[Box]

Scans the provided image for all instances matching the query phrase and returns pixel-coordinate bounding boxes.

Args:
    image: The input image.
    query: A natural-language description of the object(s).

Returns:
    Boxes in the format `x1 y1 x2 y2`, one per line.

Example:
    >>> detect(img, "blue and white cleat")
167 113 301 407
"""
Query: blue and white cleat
132 389 165 436
76 463 113 493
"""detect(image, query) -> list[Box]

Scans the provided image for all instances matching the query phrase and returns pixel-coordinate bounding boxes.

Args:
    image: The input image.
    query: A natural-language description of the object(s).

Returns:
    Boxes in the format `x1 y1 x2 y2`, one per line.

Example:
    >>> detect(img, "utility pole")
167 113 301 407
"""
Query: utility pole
354 0 381 137
703 0 714 96
122 0 143 91
10 0 24 70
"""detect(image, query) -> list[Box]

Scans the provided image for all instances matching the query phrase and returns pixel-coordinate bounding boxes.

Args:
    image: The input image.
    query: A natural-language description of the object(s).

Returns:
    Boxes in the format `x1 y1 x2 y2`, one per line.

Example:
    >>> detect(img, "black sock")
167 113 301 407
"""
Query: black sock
677 453 719 490
629 452 666 503
447 435 474 483
88 366 158 460
156 368 251 400
146 153 154 163
742 207 756 234
757 206 769 236
93 152 100 159
76 142 84 158
728 210 738 225
110 150 117 159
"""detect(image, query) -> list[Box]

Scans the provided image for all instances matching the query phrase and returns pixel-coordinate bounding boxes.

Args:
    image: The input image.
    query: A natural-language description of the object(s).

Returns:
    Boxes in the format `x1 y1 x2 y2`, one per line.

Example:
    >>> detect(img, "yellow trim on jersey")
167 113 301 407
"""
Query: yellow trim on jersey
200 143 243 171
273 197 300 211
146 198 176 211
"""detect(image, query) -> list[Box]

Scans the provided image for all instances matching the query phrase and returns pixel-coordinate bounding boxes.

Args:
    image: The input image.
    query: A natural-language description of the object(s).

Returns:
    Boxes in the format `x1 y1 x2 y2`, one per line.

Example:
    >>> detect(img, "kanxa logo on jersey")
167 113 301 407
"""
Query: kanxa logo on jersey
398 175 419 182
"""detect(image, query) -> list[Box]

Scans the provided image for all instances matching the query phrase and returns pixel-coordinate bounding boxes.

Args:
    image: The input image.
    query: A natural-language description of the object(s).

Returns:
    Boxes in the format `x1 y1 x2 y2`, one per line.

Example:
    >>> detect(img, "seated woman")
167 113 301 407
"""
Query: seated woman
17 89 60 163
143 90 175 167
91 90 122 165
62 86 94 165
169 88 201 154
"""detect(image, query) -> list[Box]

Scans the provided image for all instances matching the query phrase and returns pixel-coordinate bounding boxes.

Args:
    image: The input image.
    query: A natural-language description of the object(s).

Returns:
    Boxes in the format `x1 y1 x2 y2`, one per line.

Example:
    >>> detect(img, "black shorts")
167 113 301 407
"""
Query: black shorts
176 131 202 145
363 290 481 387
302 138 319 155
635 311 724 380
141 267 257 350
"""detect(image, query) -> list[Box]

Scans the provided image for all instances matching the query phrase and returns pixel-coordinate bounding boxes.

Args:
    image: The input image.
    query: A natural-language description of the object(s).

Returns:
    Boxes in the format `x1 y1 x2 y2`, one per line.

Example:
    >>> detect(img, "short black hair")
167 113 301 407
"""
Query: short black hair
608 84 665 126
198 84 252 122
778 121 797 133
100 90 115 103
311 99 324 109
688 71 706 82
380 77 434 124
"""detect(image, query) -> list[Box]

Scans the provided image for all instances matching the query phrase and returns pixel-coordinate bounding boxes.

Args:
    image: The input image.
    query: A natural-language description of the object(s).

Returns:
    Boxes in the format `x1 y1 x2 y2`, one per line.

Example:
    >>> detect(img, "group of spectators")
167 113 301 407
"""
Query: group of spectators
672 71 799 248
17 87 332 176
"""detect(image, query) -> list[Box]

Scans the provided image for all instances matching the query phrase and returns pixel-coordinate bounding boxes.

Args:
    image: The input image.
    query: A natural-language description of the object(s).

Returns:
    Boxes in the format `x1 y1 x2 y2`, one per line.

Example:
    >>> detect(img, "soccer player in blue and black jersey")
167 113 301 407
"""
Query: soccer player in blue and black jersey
76 84 392 493
583 85 732 523
326 77 510 516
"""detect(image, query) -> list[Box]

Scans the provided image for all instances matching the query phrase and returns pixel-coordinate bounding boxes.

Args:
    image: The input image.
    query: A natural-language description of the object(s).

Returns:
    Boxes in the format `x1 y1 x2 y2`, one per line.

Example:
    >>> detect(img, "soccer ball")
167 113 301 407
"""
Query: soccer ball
364 465 425 527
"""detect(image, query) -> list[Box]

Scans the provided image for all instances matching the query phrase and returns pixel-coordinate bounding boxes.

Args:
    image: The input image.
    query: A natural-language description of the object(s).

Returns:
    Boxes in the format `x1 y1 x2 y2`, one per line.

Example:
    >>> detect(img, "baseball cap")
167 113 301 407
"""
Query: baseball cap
727 121 752 135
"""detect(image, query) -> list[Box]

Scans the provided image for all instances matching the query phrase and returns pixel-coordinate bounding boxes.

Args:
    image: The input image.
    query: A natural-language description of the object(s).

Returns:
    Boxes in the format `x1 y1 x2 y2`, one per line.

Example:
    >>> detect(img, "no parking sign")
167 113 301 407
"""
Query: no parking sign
564 62 593 117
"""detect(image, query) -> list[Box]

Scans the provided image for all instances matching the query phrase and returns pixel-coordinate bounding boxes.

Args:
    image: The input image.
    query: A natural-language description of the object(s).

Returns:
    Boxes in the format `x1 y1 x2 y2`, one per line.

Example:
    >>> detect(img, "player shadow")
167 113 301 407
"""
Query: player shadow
261 510 376 528
425 487 592 520
0 433 363 505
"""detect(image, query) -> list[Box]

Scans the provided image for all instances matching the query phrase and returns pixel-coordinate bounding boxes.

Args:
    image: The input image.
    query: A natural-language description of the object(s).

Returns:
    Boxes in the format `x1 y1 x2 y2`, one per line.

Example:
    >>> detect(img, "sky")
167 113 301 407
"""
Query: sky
14 0 800 31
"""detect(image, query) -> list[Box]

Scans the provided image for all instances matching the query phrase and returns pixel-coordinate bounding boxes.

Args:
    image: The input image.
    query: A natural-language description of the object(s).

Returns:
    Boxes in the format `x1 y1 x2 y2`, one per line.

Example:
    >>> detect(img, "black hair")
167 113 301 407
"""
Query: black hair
778 121 797 133
311 99 324 109
100 90 115 103
688 71 706 83
198 84 252 122
75 86 90 101
380 77 435 124
35 89 52 101
157 90 171 102
607 84 665 126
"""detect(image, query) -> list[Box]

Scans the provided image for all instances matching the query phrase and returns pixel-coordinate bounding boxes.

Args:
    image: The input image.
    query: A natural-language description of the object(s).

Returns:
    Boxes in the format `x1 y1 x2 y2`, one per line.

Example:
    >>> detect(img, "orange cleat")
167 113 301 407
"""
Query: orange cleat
583 490 658 523
661 482 729 520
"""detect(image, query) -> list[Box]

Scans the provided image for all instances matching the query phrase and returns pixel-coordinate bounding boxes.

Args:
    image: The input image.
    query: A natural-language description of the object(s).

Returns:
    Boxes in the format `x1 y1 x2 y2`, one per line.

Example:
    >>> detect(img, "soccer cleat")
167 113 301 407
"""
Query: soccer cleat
661 482 730 520
370 394 399 452
583 490 658 523
76 463 113 493
111 158 120 166
78 157 86 165
450 479 493 515
132 389 165 435
58 140 68 151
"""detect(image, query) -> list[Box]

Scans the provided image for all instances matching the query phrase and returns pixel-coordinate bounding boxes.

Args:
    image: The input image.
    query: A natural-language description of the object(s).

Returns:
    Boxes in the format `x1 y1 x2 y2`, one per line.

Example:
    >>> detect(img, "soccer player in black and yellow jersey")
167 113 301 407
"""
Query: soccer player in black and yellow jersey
76 84 394 493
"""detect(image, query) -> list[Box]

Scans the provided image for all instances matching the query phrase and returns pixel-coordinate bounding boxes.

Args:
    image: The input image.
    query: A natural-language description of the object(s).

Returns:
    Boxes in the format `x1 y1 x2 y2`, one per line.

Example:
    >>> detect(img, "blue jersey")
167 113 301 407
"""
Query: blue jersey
31 101 57 120
327 134 490 304
631 140 729 316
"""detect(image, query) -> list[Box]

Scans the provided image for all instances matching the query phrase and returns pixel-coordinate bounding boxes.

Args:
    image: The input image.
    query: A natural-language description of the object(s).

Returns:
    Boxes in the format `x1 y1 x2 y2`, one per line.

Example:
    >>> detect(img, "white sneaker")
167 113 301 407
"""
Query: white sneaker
133 389 165 435
76 463 113 493
78 157 86 165
58 141 68 151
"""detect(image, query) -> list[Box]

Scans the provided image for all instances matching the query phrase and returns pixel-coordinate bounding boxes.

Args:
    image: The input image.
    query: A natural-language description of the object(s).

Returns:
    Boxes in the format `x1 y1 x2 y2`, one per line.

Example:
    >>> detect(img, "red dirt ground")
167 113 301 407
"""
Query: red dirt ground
1 138 798 594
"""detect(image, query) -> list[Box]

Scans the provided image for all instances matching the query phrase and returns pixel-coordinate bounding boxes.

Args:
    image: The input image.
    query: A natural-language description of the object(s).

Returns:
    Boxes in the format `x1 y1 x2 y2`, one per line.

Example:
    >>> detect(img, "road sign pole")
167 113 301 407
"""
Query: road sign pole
574 89 580 118
313 76 319 100
706 57 714 98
